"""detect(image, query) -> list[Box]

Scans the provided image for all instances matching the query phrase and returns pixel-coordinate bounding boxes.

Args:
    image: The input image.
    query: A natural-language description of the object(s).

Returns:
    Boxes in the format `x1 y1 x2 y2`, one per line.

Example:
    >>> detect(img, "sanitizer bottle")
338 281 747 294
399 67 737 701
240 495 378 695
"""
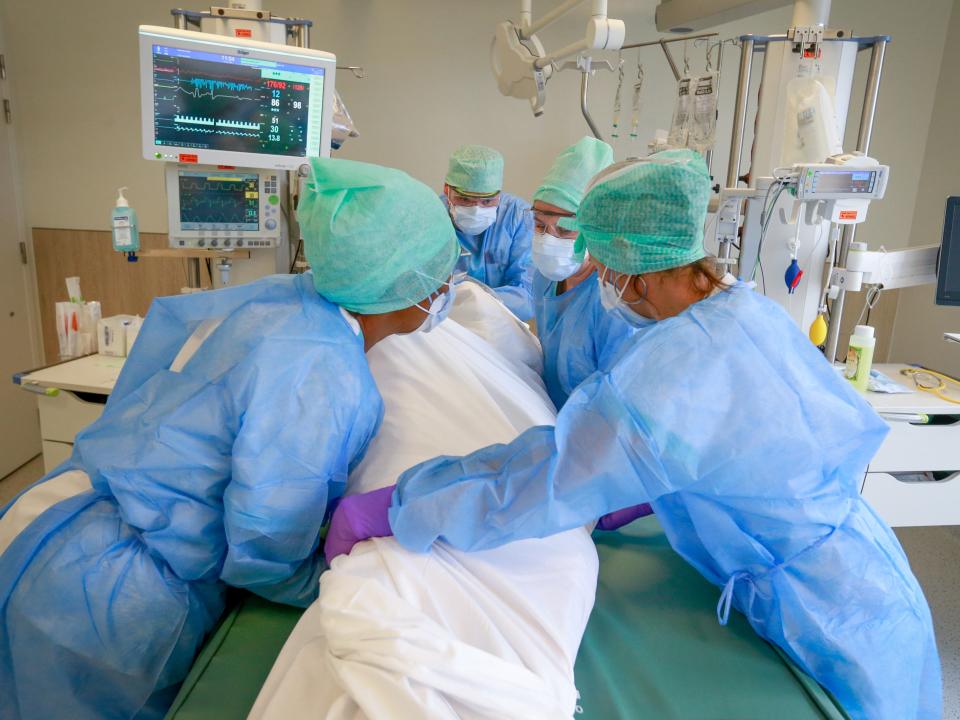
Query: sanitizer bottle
111 187 140 252
845 324 876 392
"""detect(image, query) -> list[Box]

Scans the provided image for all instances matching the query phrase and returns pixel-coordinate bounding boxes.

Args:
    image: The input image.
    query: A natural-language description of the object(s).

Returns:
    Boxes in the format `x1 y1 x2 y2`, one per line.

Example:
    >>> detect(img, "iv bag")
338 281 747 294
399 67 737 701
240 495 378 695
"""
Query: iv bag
781 72 842 166
667 76 693 149
629 67 644 140
331 90 360 151
611 67 624 138
689 72 719 152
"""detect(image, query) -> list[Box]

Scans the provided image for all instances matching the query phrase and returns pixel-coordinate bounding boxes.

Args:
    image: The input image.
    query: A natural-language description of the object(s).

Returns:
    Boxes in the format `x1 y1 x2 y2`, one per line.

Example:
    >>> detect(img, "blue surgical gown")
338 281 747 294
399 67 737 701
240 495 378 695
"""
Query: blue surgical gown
389 282 941 720
532 268 638 407
445 192 534 320
0 273 383 720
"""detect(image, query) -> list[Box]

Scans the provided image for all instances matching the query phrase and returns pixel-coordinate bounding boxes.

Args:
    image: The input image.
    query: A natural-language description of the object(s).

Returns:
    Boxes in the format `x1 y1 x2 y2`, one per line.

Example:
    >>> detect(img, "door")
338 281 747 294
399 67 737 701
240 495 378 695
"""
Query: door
0 15 42 478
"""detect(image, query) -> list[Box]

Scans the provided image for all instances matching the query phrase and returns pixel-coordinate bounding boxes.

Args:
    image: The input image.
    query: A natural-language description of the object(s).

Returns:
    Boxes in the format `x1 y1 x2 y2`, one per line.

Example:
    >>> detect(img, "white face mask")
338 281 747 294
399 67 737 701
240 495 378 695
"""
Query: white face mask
413 281 456 333
597 270 655 328
532 232 582 282
451 204 497 235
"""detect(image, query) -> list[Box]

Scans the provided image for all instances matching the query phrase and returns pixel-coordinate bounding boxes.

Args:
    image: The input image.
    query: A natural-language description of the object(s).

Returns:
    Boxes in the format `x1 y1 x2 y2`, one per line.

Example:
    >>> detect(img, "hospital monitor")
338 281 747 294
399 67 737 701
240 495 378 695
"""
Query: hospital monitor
936 196 960 306
139 25 335 170
166 165 282 248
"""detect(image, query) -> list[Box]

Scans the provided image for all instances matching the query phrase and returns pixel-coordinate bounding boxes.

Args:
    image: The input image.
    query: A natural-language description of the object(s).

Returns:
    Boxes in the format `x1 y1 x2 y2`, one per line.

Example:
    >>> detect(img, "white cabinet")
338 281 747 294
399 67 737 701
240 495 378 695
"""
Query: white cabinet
860 471 960 527
862 365 960 527
17 355 123 473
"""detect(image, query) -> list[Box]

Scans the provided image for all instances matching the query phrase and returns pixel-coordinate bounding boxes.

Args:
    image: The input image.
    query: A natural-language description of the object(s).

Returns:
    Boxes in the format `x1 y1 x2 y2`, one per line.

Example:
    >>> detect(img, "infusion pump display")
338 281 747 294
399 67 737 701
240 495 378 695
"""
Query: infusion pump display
794 164 890 201
166 166 283 249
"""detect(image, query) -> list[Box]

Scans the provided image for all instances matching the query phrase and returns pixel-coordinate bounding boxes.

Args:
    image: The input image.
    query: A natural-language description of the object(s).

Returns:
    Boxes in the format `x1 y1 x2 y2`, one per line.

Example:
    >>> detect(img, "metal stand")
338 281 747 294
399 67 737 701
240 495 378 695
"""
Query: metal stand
824 39 888 361
723 33 891 350
620 31 719 80
170 6 313 284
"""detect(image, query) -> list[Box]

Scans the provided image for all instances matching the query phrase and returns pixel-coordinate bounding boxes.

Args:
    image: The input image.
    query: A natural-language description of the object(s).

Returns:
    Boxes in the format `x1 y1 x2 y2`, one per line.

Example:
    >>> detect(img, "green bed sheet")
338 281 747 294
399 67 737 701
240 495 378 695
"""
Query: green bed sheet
166 517 848 720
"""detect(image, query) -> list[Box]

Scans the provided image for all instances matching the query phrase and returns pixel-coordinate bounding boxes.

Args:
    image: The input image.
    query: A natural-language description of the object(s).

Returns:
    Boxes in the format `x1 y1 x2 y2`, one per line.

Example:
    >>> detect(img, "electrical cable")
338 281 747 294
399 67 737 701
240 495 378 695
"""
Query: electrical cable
289 237 304 274
855 284 883 327
751 180 787 282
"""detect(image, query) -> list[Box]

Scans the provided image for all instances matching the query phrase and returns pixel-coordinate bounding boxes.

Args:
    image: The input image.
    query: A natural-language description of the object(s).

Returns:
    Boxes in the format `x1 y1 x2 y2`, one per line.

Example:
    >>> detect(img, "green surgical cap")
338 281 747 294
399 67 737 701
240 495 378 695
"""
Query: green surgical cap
444 145 504 195
578 149 711 275
299 157 459 314
533 137 614 213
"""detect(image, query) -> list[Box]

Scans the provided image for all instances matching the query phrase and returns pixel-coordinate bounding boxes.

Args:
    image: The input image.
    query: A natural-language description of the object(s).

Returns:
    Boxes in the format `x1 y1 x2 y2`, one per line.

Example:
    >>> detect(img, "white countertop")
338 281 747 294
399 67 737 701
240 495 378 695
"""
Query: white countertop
19 354 125 395
862 364 959 415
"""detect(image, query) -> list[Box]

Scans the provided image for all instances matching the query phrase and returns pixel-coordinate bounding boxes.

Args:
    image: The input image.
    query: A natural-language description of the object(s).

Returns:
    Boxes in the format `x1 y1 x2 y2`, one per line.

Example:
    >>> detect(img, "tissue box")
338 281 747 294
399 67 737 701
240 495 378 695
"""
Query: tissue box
97 315 142 357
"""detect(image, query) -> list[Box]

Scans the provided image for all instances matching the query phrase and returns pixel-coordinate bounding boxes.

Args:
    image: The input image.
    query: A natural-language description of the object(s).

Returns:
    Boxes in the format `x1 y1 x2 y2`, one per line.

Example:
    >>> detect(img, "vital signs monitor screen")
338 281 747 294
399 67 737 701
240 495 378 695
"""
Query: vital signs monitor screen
178 171 260 231
149 42 325 158
140 26 334 168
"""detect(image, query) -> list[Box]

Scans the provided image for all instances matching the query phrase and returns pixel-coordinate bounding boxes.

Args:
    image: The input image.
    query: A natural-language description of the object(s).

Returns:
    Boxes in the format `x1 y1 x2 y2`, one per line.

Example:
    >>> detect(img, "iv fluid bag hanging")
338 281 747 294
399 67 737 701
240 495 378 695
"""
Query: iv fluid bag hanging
629 66 644 140
612 61 625 138
781 69 843 166
689 72 718 152
667 76 693 149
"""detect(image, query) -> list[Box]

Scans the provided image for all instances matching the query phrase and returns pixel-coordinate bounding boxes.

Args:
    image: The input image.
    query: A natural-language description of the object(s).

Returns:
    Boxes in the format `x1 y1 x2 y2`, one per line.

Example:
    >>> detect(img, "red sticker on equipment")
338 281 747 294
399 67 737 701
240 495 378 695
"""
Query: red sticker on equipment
179 154 199 163
839 210 858 220
235 28 253 38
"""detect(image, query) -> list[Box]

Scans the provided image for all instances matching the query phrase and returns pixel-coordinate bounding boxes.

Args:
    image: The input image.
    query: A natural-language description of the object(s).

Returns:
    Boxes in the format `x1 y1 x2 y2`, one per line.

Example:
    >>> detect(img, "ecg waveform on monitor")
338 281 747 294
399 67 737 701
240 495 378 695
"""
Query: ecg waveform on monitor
186 77 255 97
154 78 259 103
179 175 259 227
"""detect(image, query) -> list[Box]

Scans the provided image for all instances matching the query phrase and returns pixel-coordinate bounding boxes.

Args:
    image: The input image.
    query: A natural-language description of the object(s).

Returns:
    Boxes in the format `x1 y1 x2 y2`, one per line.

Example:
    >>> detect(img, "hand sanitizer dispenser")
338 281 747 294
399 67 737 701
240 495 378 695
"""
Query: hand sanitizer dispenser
112 187 140 253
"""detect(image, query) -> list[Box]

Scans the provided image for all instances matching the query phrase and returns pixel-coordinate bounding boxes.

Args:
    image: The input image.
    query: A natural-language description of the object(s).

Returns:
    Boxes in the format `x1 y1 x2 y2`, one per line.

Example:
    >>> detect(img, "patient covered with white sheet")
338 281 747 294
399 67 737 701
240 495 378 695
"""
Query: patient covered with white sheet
250 281 599 720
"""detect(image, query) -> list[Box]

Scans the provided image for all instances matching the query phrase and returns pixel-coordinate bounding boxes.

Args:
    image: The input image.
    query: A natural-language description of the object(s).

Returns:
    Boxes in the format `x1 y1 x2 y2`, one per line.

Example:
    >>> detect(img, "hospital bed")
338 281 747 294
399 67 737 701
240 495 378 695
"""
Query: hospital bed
164 516 848 720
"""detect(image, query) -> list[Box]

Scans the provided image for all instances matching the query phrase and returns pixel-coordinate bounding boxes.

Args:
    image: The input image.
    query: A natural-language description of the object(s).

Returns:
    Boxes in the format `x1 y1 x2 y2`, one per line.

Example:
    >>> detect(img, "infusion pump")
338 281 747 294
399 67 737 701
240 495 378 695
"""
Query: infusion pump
166 164 284 249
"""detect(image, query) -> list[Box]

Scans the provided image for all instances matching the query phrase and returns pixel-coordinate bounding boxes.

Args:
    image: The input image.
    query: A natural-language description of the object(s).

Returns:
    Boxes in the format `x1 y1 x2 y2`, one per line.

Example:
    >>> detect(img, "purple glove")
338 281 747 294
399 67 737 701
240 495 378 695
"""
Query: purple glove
596 503 654 531
324 485 395 565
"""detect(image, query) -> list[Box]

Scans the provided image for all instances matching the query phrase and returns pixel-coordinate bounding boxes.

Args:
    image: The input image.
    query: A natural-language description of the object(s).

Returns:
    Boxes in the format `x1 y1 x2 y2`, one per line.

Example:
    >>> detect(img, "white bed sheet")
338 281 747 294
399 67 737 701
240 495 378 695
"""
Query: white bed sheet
250 318 598 720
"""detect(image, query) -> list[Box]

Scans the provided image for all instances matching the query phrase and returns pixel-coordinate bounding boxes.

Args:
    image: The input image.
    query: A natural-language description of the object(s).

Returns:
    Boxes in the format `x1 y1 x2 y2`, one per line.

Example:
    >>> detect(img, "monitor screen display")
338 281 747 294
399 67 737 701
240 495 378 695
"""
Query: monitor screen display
811 170 877 194
151 43 324 158
937 197 960 306
178 171 260 231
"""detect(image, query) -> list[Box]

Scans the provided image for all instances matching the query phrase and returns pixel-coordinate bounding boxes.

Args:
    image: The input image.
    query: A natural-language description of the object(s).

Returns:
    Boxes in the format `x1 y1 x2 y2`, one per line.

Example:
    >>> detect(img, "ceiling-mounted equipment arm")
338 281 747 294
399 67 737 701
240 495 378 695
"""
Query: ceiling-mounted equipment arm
491 0 625 116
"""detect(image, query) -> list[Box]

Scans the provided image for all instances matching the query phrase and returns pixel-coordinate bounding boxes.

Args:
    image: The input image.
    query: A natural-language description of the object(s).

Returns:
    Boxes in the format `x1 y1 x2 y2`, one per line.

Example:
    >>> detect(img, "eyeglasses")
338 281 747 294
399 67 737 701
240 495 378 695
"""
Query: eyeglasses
448 190 500 208
527 209 578 239
900 368 960 405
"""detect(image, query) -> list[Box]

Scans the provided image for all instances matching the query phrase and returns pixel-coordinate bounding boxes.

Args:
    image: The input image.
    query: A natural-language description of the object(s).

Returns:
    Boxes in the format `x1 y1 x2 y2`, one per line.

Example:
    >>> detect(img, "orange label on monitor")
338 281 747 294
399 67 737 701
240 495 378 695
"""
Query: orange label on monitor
235 28 253 38
839 210 859 221
179 154 199 163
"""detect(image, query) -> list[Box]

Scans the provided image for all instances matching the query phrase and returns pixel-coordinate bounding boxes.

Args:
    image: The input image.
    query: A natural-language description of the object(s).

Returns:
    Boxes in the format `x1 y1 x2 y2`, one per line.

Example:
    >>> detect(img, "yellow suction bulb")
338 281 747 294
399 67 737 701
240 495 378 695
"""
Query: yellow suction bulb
809 314 828 346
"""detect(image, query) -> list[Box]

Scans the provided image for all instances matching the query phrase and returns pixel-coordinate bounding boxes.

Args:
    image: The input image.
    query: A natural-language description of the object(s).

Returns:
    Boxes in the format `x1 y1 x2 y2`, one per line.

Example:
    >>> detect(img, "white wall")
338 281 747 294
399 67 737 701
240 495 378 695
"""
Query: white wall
888 0 960 377
0 0 949 238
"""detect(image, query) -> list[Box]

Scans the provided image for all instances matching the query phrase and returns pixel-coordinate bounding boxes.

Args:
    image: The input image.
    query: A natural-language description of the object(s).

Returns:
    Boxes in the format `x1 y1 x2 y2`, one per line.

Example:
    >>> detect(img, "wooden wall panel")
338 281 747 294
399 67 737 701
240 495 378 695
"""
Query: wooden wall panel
33 229 211 364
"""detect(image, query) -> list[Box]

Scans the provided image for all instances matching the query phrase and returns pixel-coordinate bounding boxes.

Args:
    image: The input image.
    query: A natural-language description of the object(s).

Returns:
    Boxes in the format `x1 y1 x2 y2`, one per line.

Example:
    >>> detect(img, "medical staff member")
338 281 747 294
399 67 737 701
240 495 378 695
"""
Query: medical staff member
530 136 638 408
327 150 942 720
0 157 458 720
443 144 534 320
